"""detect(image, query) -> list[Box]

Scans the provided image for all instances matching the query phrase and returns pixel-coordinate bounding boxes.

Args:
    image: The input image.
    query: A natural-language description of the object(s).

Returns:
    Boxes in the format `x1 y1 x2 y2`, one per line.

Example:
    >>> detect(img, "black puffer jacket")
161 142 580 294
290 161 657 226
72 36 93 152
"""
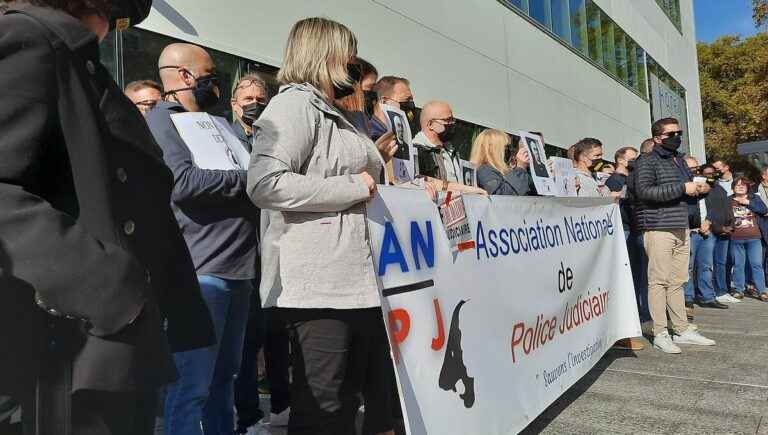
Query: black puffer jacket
629 146 691 231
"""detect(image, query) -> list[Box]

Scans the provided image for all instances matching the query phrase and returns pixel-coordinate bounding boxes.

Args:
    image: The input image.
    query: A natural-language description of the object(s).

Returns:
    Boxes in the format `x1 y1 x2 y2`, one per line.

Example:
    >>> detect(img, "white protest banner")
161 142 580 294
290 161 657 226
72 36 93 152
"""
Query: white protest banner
519 131 554 195
366 187 640 435
171 112 251 170
551 157 579 197
383 105 416 182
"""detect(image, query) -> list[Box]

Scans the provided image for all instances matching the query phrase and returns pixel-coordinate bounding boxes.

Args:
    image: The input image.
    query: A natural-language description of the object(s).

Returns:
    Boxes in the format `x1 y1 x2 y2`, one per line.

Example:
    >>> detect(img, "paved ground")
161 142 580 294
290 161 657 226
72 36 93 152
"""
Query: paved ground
522 298 768 435
248 298 768 435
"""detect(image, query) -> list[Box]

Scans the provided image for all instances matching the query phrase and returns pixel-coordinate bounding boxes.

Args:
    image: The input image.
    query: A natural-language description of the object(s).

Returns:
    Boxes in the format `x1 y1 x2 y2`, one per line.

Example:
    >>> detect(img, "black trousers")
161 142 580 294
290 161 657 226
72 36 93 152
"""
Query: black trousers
281 307 394 435
234 301 290 429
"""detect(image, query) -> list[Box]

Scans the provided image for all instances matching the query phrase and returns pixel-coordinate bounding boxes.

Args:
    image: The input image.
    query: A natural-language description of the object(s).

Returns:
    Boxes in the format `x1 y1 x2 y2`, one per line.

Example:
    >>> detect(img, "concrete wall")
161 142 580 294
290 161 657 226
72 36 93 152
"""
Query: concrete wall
139 0 704 160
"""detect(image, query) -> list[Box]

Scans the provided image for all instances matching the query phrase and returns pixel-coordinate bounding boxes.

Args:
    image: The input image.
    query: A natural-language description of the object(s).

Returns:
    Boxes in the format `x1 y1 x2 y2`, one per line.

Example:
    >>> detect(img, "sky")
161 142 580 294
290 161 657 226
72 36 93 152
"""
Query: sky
694 0 762 43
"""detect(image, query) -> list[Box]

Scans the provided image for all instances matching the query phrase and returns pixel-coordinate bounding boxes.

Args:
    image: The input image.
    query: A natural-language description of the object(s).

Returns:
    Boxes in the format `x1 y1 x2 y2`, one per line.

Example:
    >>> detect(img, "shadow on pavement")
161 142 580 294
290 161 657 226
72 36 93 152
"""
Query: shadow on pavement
519 349 638 434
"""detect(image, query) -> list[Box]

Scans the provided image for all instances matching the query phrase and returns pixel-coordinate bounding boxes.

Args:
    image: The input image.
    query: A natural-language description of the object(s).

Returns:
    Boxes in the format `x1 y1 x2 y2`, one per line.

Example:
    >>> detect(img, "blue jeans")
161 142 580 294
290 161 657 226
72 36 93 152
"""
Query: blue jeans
713 236 731 296
730 239 767 295
684 232 717 303
165 275 252 435
625 230 651 322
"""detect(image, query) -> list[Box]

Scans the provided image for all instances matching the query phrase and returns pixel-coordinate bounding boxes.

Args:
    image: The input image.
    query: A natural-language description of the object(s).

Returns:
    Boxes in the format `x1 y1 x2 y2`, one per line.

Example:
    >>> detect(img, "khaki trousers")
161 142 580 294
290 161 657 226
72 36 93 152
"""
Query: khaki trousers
644 229 690 336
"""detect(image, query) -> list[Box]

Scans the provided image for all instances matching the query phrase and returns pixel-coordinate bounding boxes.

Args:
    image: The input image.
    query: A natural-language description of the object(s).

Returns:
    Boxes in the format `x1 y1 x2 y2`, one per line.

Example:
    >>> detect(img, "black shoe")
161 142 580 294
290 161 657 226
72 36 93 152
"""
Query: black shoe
699 300 729 309
685 301 694 309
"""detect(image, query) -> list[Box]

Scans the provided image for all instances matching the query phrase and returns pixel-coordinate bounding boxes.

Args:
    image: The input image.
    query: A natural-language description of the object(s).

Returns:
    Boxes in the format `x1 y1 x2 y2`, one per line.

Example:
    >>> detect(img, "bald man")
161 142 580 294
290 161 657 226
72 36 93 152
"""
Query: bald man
146 43 260 435
413 100 462 183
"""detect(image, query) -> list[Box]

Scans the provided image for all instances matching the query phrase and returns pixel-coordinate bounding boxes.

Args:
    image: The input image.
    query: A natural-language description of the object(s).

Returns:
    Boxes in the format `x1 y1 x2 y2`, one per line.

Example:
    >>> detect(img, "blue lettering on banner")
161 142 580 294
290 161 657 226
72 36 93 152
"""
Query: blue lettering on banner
475 212 615 261
410 221 435 270
379 221 436 276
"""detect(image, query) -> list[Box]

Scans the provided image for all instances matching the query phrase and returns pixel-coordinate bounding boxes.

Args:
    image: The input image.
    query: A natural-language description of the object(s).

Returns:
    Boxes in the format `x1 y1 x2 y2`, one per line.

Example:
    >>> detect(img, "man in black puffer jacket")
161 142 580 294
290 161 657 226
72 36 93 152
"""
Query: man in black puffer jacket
630 117 717 354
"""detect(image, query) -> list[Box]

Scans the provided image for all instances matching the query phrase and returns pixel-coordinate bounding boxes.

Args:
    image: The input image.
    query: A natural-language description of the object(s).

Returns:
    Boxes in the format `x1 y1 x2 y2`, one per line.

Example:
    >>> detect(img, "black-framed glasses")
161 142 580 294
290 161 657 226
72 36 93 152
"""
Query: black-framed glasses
159 65 220 87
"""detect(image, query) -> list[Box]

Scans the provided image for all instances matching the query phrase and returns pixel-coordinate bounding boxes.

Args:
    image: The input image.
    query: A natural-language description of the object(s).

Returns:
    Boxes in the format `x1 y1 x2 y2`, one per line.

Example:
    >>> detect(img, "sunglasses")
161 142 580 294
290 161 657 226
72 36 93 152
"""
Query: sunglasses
663 130 684 138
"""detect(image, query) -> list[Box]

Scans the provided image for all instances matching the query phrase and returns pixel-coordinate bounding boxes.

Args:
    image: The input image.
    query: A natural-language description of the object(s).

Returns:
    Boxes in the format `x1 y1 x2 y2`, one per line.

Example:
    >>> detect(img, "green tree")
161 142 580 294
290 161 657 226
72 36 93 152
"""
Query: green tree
698 33 768 178
755 0 768 29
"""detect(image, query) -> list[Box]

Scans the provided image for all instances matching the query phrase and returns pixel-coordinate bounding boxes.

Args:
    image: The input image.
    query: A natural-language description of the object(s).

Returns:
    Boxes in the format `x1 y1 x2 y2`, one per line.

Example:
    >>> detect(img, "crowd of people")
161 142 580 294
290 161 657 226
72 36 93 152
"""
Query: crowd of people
1 1 767 435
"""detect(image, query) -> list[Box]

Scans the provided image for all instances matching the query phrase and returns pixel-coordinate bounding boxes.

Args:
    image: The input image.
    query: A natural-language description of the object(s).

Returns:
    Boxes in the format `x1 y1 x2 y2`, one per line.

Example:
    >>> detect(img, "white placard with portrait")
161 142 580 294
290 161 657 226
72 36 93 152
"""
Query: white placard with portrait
551 157 579 197
171 112 251 170
519 131 555 195
383 105 416 183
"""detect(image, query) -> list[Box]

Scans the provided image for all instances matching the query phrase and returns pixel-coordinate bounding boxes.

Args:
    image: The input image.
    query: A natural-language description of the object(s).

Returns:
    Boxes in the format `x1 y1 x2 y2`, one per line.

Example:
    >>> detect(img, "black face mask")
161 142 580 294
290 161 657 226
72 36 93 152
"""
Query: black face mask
192 73 221 111
400 100 417 113
363 91 377 115
437 122 457 143
661 135 683 150
241 102 266 126
161 67 221 111
333 63 362 100
400 100 417 122
108 0 153 31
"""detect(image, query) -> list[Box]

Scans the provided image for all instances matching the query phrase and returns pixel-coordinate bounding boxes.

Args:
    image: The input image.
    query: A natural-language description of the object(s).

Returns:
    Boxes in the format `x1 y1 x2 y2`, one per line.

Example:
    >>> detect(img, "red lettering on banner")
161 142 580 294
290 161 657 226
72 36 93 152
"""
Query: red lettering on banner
390 309 411 344
388 308 411 364
431 298 445 350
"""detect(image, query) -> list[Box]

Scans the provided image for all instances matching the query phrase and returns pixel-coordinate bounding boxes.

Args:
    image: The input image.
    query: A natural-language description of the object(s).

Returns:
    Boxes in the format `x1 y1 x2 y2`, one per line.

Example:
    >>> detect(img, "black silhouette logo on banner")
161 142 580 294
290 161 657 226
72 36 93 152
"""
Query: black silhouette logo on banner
438 300 475 408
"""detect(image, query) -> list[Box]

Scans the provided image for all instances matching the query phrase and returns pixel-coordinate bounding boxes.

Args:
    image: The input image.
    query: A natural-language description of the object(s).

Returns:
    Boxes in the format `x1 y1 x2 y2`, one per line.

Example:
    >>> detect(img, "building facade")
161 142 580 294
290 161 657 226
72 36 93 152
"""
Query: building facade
103 0 704 160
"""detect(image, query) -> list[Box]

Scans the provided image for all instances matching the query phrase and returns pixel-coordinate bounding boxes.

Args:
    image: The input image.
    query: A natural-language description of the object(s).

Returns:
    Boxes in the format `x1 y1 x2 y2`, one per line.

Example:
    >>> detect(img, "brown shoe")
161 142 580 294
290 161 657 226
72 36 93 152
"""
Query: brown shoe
760 293 768 302
730 291 744 300
613 338 645 351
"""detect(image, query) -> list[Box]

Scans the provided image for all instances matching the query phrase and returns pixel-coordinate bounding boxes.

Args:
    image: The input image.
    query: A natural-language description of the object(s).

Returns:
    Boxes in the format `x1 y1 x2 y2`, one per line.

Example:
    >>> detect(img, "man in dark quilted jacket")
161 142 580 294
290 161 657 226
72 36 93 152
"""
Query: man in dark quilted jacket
632 117 717 354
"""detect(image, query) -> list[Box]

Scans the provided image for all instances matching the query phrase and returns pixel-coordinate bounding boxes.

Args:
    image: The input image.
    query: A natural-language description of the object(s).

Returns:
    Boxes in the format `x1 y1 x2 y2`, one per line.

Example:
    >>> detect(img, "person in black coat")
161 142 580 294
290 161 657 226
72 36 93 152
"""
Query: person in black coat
630 117 715 353
0 2 214 434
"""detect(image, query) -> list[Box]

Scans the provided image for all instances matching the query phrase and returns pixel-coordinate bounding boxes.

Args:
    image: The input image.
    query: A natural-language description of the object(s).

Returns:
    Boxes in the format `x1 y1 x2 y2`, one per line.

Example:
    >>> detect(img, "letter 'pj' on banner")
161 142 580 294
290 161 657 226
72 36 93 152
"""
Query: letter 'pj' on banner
366 187 640 434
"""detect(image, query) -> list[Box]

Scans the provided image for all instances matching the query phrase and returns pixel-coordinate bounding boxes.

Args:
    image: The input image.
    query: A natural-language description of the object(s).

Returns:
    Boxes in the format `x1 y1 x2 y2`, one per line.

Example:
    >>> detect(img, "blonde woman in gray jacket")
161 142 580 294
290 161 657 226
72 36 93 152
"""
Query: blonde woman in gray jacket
247 17 397 435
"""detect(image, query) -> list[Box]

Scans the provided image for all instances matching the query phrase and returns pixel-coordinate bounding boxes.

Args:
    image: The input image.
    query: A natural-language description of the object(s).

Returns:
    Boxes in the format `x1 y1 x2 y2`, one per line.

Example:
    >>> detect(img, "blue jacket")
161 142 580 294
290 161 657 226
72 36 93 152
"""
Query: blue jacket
476 165 531 196
146 101 259 280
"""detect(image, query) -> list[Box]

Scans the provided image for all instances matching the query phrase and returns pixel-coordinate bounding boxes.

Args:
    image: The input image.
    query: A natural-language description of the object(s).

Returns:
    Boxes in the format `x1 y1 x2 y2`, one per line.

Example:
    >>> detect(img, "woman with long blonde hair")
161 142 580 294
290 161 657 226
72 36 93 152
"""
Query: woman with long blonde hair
247 17 396 435
470 128 531 195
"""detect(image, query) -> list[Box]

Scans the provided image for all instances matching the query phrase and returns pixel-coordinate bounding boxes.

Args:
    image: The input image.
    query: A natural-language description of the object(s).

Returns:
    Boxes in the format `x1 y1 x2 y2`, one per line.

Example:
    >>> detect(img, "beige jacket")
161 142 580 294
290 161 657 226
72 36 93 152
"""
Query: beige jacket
247 83 384 309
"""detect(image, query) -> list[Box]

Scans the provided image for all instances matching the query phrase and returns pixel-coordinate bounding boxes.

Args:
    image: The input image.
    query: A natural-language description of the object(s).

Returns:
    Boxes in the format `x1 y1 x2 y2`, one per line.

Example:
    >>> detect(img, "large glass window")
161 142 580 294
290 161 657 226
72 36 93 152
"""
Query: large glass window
586 1 602 65
647 56 689 153
600 13 616 75
550 0 570 41
655 0 682 31
614 27 628 83
529 0 551 28
499 0 649 99
569 0 587 54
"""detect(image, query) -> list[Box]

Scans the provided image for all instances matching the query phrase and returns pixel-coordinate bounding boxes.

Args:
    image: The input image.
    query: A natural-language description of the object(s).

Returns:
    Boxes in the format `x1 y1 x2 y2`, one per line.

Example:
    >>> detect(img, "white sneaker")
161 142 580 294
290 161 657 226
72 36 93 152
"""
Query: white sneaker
673 327 716 346
264 407 290 427
716 294 741 304
653 331 682 354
